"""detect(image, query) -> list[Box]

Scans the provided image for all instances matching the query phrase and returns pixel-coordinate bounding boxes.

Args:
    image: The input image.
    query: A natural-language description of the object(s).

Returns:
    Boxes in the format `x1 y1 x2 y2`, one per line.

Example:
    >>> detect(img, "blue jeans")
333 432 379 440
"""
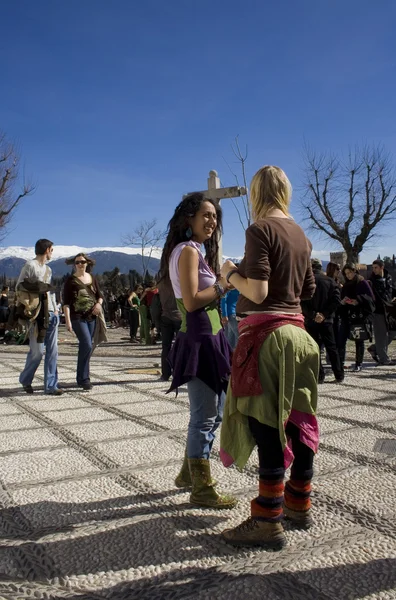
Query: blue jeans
186 377 225 459
72 318 96 385
225 315 239 350
19 312 59 392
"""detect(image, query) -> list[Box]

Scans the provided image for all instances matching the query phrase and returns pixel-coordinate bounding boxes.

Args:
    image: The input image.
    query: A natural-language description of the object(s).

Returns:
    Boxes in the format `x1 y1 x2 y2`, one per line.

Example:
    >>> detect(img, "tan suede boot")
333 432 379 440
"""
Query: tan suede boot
188 458 237 509
174 453 191 488
222 517 286 549
175 453 217 489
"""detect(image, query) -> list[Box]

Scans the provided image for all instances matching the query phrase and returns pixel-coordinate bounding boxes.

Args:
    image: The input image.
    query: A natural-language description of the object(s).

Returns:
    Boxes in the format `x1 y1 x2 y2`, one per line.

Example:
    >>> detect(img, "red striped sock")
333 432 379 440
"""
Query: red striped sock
251 479 285 522
284 479 312 512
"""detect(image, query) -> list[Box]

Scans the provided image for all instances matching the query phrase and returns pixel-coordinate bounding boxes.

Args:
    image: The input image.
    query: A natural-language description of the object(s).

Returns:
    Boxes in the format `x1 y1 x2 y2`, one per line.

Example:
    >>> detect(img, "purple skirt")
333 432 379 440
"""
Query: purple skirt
168 328 232 396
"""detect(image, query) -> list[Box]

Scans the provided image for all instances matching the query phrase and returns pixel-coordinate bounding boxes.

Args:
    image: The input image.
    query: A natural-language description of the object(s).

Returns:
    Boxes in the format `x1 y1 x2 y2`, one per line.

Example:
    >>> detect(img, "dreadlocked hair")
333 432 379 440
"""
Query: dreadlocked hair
158 192 222 283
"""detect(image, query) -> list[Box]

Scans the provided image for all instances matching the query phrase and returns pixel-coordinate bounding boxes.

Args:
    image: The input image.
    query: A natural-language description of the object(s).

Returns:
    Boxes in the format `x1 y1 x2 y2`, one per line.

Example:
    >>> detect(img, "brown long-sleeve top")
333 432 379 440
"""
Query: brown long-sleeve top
236 217 316 315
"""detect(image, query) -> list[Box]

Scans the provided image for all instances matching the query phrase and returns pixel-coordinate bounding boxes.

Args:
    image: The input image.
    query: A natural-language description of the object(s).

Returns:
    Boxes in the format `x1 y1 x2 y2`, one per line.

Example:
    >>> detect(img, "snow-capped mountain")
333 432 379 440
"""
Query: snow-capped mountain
0 246 163 278
0 245 163 262
0 245 244 278
0 244 328 279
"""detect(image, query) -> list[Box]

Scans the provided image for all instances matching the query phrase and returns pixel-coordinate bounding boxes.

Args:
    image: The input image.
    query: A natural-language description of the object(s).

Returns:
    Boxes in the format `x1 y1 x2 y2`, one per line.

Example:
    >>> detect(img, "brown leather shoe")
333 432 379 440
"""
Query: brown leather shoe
283 506 313 529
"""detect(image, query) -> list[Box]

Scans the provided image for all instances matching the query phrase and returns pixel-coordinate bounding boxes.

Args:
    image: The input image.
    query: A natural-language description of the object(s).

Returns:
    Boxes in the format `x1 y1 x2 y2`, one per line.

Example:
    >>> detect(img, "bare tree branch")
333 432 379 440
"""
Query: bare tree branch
300 144 396 263
122 219 166 279
223 135 251 229
232 136 251 227
0 131 35 241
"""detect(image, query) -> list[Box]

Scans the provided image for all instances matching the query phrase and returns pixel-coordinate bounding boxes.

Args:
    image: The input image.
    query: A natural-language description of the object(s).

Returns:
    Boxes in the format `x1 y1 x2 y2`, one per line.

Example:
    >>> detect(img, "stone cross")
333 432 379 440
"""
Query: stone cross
191 170 247 271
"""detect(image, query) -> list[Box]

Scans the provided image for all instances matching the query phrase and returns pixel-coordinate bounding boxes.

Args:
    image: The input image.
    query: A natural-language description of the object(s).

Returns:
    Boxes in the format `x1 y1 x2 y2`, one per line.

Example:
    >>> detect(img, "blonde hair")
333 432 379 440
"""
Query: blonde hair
250 165 292 220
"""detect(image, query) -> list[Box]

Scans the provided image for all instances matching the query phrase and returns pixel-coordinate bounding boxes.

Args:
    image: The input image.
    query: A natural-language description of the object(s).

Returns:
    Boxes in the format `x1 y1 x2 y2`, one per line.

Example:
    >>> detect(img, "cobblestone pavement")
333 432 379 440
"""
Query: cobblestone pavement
0 330 395 599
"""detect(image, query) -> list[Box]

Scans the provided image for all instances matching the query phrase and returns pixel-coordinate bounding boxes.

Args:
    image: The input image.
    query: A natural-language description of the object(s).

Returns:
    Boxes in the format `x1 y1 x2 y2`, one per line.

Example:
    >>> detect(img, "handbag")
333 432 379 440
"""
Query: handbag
381 299 396 331
348 325 370 341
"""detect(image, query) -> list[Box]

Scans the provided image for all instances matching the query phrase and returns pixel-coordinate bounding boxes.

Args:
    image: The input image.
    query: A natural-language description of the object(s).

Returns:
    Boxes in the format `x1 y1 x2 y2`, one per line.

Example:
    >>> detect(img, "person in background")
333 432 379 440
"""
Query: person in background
326 262 342 351
338 264 375 372
302 258 343 383
368 259 396 365
160 191 236 509
17 239 62 395
140 278 158 346
119 289 130 328
0 286 10 340
157 275 181 381
107 293 120 328
63 253 105 390
149 282 162 342
139 282 154 345
326 262 341 283
128 284 142 342
138 297 150 344
219 165 318 549
220 285 240 350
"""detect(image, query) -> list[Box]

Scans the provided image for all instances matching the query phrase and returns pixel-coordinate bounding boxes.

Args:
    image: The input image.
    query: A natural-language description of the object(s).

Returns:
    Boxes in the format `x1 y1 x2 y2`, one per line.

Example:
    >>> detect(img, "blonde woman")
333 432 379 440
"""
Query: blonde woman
219 166 319 549
63 253 104 390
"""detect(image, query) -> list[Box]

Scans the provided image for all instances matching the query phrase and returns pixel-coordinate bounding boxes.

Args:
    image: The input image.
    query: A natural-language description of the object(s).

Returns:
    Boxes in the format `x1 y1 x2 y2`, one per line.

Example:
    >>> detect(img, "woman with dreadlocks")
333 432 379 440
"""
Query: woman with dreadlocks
159 192 237 509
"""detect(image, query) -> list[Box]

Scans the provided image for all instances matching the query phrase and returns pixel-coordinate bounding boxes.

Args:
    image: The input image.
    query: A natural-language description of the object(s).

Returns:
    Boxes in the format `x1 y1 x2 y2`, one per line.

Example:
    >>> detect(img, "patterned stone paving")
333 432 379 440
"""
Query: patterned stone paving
0 332 395 599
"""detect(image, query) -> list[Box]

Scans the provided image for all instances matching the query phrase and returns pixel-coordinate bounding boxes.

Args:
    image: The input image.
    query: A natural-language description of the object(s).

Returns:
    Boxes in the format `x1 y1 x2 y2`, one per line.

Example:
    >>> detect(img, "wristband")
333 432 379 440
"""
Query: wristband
213 282 226 298
226 268 239 284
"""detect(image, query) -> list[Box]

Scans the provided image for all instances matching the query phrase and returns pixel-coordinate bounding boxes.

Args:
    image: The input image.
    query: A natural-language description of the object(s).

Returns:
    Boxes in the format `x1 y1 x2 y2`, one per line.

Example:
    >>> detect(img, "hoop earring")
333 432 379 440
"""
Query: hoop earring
185 226 192 239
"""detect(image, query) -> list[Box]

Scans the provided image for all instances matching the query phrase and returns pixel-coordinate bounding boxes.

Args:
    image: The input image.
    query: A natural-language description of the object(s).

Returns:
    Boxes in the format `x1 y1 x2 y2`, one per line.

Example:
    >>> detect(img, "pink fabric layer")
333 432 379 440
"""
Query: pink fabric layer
284 410 319 468
220 411 319 470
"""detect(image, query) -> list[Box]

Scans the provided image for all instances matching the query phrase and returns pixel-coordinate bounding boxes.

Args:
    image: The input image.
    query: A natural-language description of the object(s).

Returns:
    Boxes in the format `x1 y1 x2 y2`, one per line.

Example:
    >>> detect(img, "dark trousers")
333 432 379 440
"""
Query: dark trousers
305 320 343 381
72 318 96 385
248 418 314 521
129 310 139 338
160 316 181 380
338 320 365 366
248 417 314 474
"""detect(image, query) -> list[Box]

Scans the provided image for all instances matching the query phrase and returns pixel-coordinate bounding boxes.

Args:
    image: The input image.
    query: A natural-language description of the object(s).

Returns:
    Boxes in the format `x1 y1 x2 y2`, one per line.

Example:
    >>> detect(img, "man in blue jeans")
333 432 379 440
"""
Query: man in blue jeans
18 239 62 395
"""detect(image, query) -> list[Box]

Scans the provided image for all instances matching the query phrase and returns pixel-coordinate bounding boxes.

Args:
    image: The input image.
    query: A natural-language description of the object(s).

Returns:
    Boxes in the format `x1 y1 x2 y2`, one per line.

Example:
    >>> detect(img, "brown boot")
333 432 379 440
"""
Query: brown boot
174 453 191 488
188 458 237 509
283 506 313 529
222 517 286 549
175 453 217 489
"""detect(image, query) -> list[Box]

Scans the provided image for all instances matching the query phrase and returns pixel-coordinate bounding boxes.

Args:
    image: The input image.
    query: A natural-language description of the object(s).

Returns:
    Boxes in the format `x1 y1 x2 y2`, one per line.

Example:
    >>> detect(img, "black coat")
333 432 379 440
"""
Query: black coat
302 271 341 323
369 270 393 314
340 277 375 325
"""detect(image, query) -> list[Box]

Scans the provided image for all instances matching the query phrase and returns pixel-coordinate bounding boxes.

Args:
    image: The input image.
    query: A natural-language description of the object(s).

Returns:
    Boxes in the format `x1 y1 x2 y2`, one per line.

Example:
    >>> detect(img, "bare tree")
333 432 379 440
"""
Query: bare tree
122 219 166 279
223 135 251 230
0 131 35 241
301 144 396 264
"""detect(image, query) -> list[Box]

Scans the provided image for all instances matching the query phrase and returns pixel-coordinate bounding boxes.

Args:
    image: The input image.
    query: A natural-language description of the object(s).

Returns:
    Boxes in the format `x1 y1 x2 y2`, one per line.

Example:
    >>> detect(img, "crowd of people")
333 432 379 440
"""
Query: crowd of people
302 258 396 382
5 164 396 550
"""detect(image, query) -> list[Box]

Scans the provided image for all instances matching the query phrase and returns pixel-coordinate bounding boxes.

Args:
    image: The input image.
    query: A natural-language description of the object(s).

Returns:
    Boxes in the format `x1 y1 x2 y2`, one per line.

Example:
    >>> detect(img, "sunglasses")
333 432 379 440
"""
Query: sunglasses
75 261 87 265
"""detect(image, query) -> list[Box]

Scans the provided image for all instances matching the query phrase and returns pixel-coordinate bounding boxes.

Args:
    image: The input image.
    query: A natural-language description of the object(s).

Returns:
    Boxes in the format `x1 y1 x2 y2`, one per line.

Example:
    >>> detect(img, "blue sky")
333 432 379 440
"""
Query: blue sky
1 0 396 262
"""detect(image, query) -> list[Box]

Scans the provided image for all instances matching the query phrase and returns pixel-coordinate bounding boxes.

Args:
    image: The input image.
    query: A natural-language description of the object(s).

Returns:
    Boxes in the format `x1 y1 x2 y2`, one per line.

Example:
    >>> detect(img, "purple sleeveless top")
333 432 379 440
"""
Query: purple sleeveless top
169 241 216 298
167 240 231 396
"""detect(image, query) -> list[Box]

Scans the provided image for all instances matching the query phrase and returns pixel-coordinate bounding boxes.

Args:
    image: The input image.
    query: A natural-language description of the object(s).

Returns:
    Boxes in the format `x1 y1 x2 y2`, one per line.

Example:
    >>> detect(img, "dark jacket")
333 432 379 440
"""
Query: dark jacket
369 270 393 314
302 271 340 323
157 278 181 323
340 277 375 325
